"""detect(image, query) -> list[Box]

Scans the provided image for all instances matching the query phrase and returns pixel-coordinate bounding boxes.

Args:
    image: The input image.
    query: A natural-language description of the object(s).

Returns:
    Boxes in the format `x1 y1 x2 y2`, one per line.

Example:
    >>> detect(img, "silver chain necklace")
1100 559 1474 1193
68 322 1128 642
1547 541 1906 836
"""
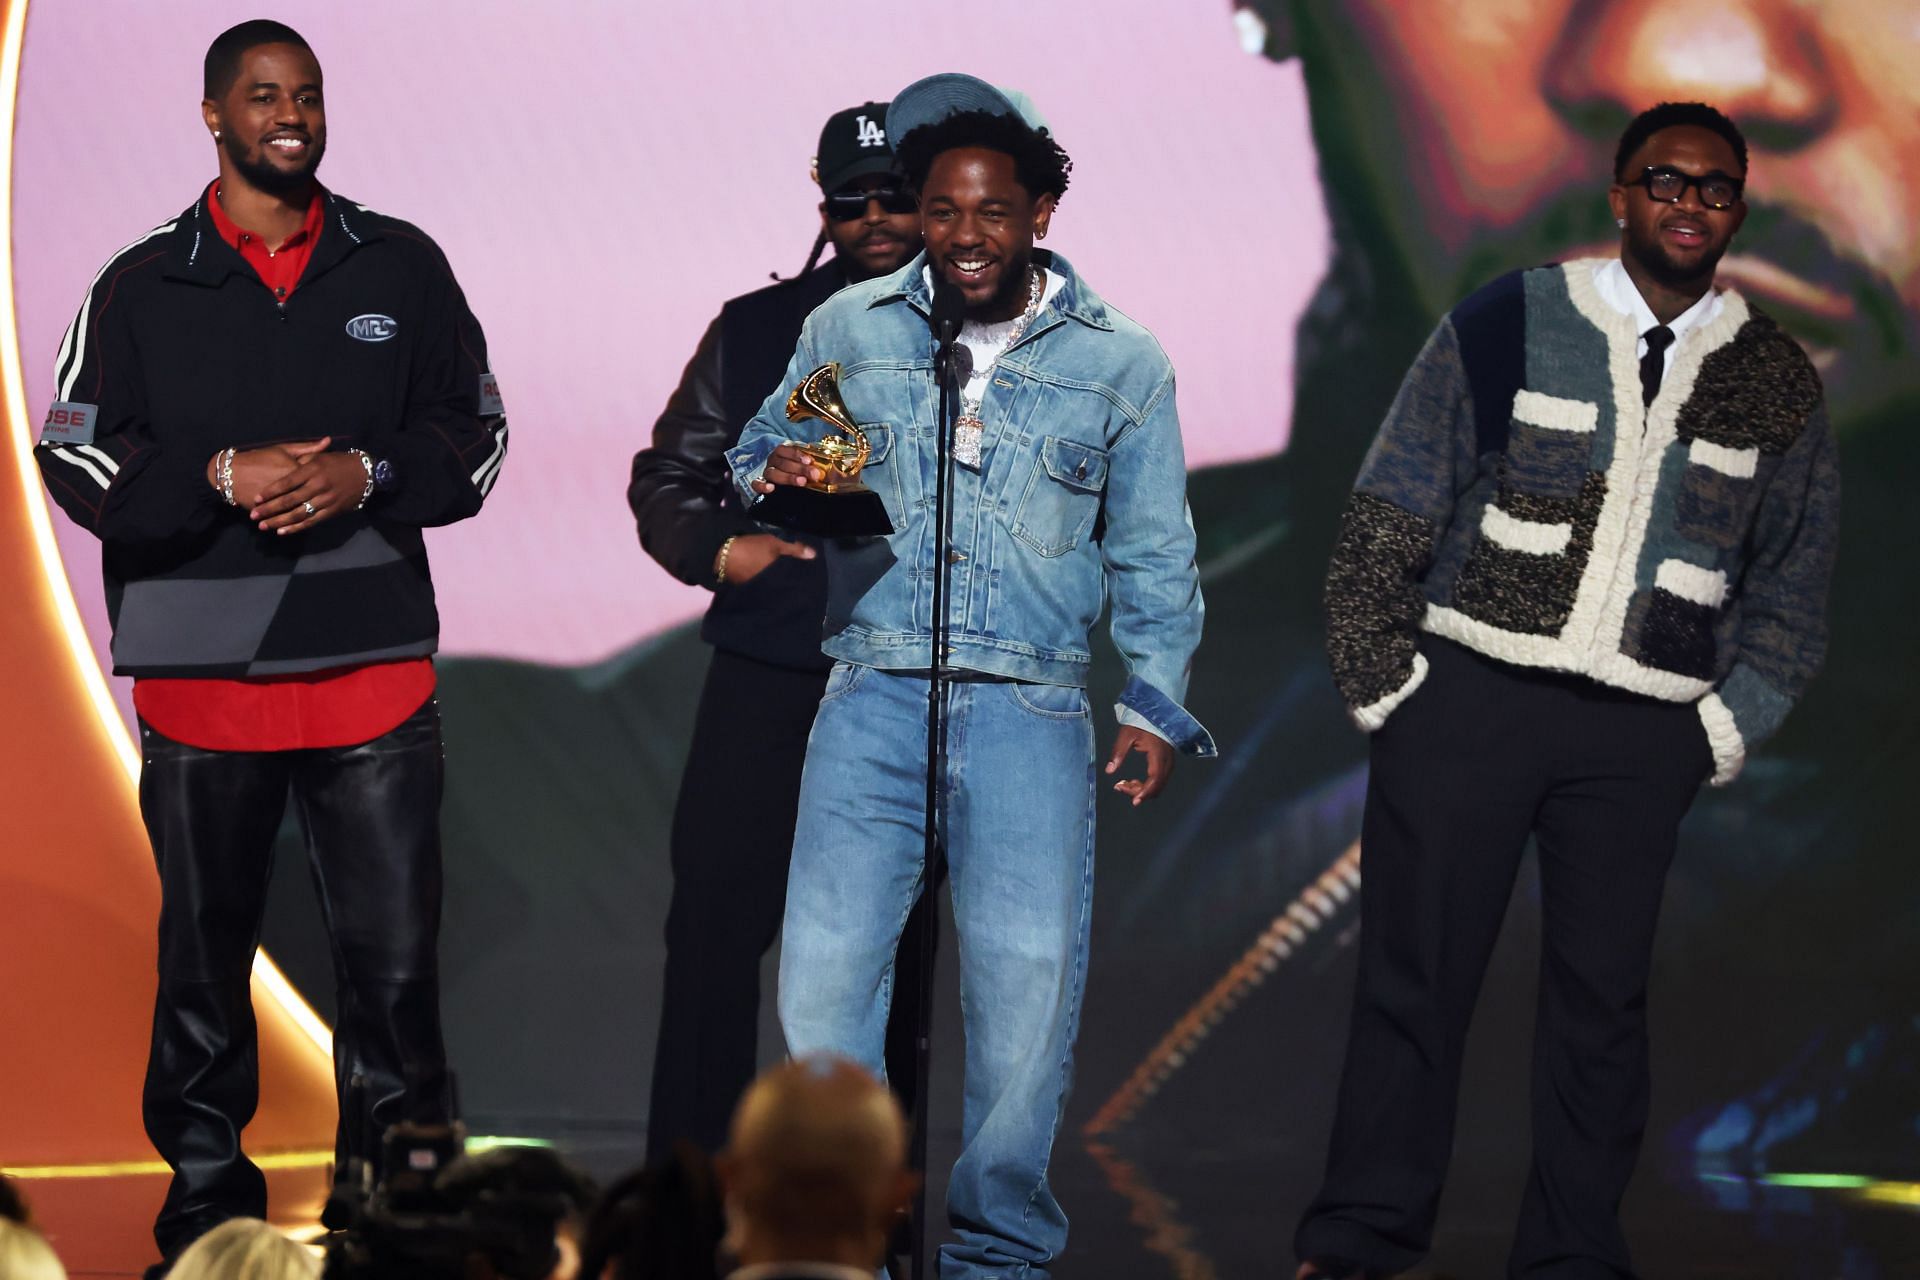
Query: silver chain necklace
953 267 1045 470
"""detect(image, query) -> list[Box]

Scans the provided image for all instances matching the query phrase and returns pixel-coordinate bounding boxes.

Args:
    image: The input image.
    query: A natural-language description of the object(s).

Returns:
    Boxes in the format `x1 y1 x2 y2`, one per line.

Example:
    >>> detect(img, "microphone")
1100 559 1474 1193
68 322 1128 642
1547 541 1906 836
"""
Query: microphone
932 279 968 388
946 341 973 387
931 278 966 348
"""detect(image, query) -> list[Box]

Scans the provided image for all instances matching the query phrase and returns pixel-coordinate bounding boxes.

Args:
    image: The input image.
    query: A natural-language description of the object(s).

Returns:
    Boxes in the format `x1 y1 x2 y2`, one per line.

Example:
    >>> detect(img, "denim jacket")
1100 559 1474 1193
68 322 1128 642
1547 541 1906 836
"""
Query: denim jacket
727 250 1214 756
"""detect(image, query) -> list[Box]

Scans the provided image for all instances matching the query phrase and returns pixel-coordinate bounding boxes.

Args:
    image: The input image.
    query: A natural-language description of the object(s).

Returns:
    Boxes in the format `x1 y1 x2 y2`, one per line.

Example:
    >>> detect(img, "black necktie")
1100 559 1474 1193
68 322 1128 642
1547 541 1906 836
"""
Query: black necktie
1640 325 1675 406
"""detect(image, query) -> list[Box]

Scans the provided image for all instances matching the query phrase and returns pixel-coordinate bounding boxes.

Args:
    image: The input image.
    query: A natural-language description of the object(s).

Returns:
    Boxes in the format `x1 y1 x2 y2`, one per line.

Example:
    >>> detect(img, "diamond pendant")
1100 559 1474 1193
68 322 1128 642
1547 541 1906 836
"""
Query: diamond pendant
954 414 984 470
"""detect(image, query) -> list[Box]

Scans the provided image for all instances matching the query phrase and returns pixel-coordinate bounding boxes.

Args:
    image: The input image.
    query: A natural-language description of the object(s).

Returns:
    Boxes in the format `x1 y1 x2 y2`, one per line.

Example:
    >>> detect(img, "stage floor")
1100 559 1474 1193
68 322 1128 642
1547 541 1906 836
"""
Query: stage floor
19 894 1917 1279
19 790 1916 1278
16 1125 1917 1280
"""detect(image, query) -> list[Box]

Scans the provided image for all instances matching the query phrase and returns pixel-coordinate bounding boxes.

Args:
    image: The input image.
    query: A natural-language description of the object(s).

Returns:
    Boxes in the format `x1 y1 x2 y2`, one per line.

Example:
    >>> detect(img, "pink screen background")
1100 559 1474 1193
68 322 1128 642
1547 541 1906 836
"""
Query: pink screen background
13 1 1327 710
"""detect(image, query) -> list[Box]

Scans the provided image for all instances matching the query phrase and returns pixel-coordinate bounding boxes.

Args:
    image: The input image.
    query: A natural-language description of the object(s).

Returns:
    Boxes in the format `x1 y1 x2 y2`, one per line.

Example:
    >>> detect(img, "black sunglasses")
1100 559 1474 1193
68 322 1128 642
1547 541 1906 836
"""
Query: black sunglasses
1626 165 1744 211
825 186 918 221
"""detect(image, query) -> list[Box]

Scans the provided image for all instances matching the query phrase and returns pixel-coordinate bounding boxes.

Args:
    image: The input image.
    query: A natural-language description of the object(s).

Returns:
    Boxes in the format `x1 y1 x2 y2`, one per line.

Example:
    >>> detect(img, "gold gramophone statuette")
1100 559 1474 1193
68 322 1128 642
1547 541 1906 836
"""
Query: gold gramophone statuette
753 361 895 537
784 362 873 493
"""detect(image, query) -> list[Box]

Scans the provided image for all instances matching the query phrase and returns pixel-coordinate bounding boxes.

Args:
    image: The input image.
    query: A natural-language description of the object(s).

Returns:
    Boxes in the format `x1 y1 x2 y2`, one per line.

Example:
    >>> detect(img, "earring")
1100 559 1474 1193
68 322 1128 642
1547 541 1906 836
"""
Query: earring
1616 217 1626 228
213 130 222 139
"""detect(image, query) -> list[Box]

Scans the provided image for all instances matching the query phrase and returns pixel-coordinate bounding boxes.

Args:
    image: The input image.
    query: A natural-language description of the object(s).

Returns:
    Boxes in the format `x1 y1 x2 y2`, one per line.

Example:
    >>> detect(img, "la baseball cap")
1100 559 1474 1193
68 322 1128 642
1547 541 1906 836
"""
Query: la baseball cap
814 101 899 193
885 73 1051 145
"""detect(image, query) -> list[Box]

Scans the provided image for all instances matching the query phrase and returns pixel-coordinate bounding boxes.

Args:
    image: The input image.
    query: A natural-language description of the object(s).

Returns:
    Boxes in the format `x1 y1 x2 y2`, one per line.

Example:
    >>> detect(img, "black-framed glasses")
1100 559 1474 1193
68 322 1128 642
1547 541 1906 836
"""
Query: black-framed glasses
1626 165 1744 210
825 186 918 221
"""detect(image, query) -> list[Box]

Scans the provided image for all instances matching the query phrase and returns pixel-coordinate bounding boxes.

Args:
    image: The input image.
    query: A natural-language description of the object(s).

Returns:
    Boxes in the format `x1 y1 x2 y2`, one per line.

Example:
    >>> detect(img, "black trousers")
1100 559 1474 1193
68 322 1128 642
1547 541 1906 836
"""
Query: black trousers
137 699 451 1258
1297 640 1712 1279
647 648 936 1158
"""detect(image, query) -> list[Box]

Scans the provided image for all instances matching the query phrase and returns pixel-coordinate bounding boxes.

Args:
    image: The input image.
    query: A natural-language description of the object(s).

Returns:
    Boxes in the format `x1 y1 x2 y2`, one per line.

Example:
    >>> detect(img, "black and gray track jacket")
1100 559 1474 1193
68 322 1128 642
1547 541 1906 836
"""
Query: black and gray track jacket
34 187 507 678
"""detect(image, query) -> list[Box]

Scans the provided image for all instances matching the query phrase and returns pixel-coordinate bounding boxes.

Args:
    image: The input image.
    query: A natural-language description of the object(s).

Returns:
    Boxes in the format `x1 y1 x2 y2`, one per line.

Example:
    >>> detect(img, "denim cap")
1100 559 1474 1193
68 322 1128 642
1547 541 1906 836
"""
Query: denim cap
886 73 1051 144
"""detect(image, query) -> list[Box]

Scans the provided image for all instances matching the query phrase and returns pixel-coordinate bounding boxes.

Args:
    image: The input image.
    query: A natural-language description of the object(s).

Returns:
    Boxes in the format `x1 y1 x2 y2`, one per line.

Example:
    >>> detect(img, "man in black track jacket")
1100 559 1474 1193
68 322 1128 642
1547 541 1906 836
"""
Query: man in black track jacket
33 21 504 1271
627 102 931 1159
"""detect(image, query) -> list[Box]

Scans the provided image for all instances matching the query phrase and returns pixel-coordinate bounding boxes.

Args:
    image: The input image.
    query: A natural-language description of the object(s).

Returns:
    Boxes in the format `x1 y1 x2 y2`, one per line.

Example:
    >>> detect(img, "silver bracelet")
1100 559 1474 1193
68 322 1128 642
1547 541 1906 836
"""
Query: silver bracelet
351 449 375 509
217 446 237 506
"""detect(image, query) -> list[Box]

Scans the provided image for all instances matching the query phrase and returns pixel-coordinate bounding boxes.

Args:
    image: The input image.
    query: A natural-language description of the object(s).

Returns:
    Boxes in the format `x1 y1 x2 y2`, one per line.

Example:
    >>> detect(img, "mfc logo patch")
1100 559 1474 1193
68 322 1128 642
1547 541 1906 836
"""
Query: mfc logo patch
40 401 98 445
345 313 399 342
478 372 505 416
854 114 886 148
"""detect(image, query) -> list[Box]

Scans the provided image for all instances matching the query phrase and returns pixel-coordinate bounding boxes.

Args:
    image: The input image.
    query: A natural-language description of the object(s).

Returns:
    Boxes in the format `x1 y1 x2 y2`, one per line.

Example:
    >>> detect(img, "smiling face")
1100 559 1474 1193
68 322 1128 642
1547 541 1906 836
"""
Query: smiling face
1609 124 1747 293
920 146 1056 322
202 42 326 198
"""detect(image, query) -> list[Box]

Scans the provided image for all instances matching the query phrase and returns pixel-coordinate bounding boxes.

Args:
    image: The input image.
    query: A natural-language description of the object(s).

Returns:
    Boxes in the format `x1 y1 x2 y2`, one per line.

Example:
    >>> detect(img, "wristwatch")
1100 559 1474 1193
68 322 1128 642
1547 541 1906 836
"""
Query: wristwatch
350 450 399 509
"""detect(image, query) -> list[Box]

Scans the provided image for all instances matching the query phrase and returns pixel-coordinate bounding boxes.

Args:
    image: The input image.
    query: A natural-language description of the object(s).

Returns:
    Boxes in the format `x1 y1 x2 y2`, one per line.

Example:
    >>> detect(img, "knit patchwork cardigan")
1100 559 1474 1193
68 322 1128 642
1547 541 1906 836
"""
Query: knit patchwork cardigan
1325 260 1839 785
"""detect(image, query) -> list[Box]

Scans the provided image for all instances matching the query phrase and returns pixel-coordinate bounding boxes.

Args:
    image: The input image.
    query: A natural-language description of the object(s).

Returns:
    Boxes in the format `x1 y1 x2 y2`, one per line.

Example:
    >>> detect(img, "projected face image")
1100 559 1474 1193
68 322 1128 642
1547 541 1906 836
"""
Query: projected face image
1248 0 1920 424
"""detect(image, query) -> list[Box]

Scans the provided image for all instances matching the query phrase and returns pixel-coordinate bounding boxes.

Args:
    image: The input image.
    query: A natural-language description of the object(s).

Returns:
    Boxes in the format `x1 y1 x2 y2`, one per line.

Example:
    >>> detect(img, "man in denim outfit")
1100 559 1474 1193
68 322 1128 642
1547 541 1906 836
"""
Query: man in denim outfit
728 74 1214 1279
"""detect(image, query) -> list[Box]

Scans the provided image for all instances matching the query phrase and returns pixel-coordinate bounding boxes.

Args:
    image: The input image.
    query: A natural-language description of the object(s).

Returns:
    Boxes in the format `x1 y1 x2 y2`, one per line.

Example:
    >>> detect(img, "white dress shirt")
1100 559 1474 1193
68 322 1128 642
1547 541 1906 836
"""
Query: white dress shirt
1590 257 1723 375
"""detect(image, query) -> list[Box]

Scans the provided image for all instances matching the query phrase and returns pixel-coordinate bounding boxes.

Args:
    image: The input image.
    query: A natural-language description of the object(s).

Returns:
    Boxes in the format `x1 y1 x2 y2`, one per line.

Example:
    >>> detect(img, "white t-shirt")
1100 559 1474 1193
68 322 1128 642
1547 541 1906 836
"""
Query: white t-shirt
1591 257 1722 373
958 267 1067 406
920 264 1068 409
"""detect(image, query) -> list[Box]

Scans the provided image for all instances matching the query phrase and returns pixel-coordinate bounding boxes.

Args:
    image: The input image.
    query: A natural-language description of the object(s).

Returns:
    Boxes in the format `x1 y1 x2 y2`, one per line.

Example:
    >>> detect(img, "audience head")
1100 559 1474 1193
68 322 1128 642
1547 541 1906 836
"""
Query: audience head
167 1219 317 1280
0 1172 32 1225
716 1055 916 1272
0 1219 69 1280
576 1144 724 1280
437 1144 598 1280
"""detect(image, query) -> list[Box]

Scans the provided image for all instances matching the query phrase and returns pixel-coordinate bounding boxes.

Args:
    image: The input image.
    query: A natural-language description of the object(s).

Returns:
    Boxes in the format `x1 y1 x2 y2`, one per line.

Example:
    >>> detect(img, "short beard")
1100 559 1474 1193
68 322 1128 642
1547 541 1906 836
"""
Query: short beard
222 133 323 198
972 249 1034 319
1625 225 1727 292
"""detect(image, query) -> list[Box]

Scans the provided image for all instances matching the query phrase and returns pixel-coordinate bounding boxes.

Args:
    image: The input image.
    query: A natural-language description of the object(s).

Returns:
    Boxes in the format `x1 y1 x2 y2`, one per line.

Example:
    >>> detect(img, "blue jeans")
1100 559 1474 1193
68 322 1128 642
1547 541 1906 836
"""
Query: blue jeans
779 663 1098 1280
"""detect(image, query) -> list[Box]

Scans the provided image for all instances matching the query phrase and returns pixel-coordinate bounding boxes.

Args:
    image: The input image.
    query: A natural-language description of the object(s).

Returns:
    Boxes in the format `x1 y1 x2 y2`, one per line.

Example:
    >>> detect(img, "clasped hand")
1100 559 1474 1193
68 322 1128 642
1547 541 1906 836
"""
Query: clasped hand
208 436 367 535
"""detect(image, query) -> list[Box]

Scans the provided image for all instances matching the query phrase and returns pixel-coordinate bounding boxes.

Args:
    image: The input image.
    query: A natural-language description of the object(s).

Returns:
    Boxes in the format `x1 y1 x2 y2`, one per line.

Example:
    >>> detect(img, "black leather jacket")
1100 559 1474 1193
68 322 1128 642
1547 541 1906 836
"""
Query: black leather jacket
628 259 849 670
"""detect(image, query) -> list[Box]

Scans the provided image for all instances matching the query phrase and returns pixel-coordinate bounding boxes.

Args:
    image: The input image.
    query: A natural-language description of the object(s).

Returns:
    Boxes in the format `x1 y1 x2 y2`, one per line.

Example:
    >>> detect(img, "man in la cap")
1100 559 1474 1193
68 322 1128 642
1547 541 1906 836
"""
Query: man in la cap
629 101 929 1160
731 75 1213 1277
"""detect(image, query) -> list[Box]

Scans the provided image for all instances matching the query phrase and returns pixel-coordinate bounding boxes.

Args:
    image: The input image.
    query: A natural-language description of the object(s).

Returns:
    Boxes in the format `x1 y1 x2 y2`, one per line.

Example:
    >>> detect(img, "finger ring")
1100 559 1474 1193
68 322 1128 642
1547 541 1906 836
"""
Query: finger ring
302 501 316 515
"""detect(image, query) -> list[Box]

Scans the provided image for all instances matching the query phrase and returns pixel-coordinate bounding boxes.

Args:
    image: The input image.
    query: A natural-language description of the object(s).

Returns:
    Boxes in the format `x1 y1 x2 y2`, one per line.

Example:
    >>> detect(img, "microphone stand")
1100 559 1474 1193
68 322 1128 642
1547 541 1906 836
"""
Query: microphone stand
908 284 965 1280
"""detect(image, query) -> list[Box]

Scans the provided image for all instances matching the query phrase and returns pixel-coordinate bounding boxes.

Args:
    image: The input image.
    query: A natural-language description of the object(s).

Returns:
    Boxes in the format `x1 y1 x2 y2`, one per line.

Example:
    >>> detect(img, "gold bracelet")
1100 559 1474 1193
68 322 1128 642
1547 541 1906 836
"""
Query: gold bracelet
714 534 740 585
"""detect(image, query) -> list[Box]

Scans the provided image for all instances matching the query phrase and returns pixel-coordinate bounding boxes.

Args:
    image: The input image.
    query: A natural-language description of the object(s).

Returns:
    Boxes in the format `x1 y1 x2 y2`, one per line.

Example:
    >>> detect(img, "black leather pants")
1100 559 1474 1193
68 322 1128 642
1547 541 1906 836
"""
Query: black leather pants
136 699 451 1258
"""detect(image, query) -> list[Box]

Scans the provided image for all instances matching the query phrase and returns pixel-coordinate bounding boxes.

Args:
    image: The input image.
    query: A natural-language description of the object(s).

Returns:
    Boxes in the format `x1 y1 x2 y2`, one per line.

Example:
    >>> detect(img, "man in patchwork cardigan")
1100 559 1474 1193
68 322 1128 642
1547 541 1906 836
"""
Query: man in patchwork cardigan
1296 104 1838 1279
